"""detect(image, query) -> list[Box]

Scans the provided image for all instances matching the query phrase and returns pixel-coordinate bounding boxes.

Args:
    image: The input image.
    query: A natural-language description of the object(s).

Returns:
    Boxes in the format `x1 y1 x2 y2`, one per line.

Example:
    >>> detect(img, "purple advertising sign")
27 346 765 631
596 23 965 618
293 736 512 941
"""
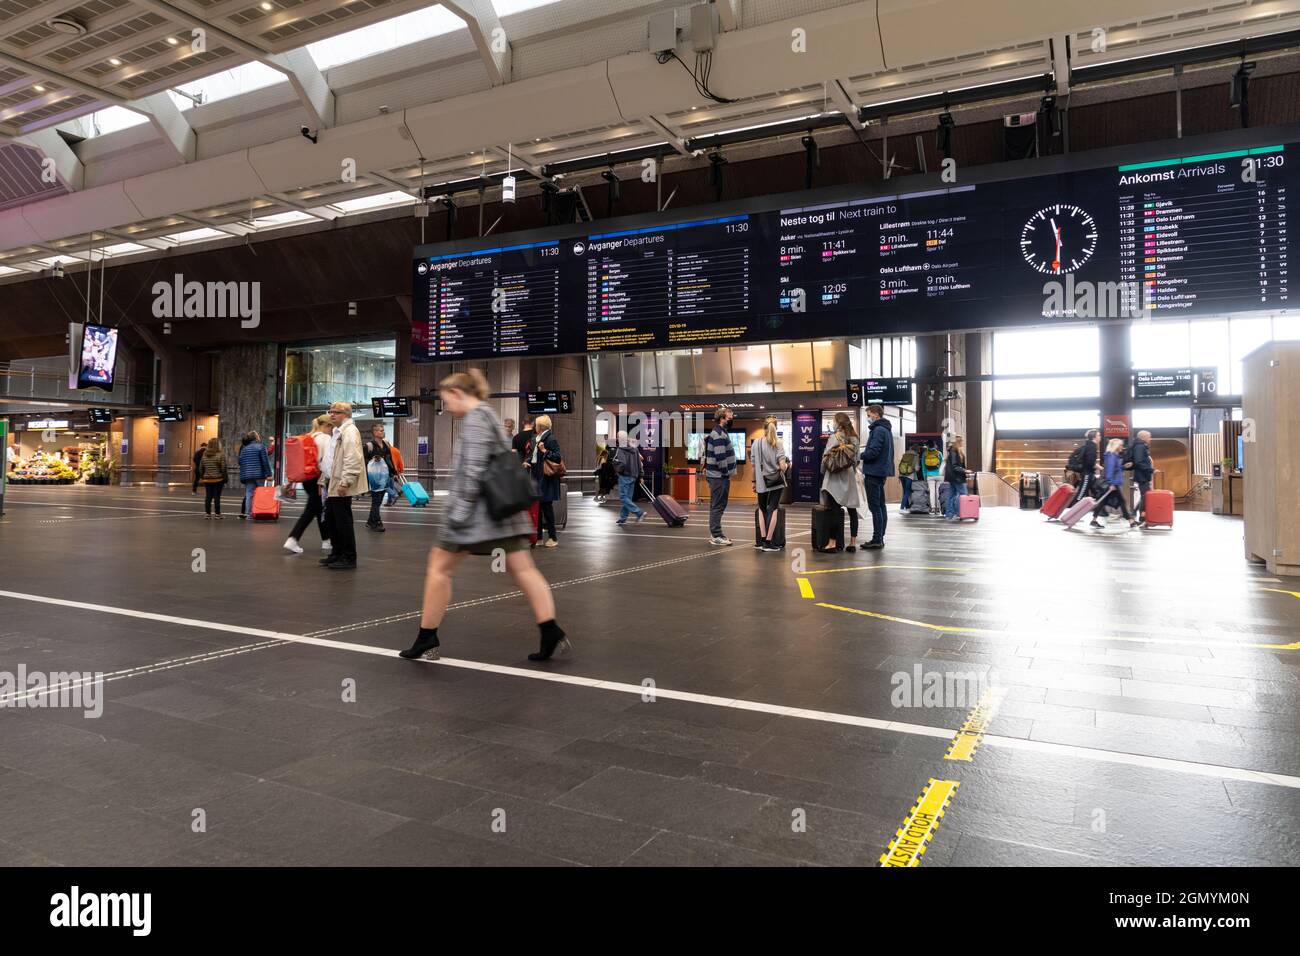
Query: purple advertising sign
793 410 821 503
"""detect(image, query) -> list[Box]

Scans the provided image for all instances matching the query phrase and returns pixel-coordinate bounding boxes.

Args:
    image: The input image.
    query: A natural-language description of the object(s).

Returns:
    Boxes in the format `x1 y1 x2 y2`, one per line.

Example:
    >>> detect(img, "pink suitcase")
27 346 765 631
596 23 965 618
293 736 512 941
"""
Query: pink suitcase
1059 496 1096 529
958 495 980 521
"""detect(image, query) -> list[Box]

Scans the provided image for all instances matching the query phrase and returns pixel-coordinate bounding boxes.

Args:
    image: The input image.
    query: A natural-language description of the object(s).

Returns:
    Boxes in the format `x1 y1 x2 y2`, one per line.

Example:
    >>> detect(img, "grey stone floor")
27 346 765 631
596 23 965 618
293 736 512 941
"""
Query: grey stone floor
0 484 1296 867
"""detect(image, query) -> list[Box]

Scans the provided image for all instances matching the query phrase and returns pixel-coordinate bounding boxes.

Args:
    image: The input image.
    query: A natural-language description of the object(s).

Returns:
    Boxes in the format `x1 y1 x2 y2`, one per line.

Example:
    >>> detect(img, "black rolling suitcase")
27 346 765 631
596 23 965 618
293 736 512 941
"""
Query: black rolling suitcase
812 504 844 552
639 480 687 527
754 507 786 548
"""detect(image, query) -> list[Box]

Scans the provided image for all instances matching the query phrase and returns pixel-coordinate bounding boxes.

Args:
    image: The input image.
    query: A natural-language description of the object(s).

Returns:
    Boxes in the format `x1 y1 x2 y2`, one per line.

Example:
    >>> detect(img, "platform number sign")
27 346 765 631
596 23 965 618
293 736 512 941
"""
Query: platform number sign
1195 367 1218 401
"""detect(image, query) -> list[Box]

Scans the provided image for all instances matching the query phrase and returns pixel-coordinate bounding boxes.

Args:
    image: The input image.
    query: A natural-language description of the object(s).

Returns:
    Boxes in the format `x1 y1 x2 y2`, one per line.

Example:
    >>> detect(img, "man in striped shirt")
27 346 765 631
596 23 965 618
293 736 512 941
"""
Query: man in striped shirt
703 407 736 546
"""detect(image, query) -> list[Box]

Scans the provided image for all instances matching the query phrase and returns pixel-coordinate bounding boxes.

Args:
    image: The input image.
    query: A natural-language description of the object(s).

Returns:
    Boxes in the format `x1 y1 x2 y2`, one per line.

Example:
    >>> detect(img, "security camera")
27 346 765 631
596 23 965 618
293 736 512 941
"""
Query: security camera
51 264 65 279
300 126 318 144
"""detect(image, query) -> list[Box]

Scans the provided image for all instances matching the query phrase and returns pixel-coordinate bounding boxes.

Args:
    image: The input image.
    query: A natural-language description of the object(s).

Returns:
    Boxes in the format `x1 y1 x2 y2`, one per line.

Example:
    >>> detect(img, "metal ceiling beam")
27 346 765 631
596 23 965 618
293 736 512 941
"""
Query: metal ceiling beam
258 192 341 220
441 0 511 87
642 116 692 156
827 79 865 131
15 128 84 191
1070 29 1300 85
136 92 197 163
489 143 547 179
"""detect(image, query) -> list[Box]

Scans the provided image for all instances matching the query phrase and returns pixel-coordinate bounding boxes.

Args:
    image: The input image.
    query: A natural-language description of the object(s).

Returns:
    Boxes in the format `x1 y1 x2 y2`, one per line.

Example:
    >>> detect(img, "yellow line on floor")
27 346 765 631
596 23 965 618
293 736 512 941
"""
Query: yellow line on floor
1262 587 1300 600
797 577 815 599
798 564 967 576
880 778 960 867
814 602 1300 652
944 686 1007 762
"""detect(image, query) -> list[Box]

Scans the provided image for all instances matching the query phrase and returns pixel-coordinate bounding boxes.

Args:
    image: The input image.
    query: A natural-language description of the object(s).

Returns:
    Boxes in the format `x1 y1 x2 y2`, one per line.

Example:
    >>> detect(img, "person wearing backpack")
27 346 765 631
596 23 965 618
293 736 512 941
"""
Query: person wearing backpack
859 404 895 550
943 436 969 521
897 443 919 512
399 369 567 664
527 414 564 548
283 417 332 554
1127 429 1155 525
612 432 646 526
1067 429 1101 505
819 412 861 551
921 441 943 515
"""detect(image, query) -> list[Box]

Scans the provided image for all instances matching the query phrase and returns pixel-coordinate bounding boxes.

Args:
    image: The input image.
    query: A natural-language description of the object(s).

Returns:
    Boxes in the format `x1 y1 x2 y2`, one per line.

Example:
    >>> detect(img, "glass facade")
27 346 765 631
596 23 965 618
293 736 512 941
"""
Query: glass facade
283 338 396 436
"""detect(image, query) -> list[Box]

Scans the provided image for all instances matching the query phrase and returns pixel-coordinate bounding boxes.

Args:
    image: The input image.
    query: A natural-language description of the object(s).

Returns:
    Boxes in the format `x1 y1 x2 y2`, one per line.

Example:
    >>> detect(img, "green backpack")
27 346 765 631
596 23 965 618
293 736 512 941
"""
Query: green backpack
899 451 917 477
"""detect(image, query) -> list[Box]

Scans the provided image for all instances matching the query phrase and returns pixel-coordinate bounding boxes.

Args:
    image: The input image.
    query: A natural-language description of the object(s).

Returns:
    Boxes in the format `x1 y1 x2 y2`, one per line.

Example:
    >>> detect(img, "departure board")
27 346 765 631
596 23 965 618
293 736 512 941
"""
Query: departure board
411 136 1297 362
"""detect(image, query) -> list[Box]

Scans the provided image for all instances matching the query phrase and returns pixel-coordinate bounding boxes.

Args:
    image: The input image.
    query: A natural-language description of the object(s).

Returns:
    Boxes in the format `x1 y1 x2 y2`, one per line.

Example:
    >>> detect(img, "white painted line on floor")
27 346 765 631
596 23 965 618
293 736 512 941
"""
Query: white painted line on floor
1 587 1297 791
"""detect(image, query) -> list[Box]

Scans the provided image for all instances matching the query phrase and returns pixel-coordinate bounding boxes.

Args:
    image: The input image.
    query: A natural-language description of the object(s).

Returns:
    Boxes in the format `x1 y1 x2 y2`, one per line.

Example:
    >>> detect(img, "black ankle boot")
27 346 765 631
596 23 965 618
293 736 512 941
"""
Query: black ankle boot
528 620 570 662
400 627 440 660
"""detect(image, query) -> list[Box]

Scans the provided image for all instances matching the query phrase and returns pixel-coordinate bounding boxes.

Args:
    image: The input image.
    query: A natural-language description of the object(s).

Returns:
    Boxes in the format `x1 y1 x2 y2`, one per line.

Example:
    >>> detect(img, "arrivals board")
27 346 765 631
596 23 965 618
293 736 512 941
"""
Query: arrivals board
412 135 1296 362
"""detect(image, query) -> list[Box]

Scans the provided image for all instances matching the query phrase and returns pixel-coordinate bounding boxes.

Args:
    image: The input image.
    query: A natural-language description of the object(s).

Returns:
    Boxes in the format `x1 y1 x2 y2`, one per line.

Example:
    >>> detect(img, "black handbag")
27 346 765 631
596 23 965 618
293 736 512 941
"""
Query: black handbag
481 445 536 520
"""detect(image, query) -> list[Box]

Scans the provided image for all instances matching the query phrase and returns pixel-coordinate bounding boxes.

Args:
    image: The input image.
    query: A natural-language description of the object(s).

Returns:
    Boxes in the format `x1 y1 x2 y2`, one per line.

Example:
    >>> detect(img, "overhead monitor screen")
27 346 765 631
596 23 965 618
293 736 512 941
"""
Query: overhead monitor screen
88 408 114 425
155 404 185 423
370 397 412 418
526 391 575 415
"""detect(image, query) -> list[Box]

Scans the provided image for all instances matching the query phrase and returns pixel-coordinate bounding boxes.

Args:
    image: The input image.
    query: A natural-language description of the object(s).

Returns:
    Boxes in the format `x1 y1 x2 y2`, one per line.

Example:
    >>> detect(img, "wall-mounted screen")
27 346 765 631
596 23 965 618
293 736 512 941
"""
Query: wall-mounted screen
413 135 1295 361
526 390 574 415
1133 368 1195 400
155 404 185 422
77 324 119 391
88 408 114 425
862 377 913 405
371 397 412 418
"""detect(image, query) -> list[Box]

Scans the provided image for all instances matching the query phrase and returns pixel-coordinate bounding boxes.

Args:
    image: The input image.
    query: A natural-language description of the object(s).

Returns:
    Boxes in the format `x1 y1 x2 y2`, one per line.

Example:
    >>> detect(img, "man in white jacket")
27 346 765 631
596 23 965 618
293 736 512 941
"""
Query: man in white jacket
323 402 367 570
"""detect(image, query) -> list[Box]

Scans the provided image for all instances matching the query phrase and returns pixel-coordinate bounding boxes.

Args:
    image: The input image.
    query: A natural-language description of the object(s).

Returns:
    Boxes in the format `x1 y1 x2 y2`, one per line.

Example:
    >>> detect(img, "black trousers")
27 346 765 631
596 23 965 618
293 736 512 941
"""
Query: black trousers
756 488 782 530
537 500 557 540
823 490 859 539
203 482 224 514
289 478 325 541
864 476 887 542
326 495 357 560
1071 473 1094 505
1091 485 1133 521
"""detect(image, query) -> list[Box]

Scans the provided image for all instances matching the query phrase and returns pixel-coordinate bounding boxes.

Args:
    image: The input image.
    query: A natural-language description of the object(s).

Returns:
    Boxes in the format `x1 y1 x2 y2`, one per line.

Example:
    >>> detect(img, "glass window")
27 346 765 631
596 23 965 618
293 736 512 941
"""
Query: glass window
1274 315 1300 341
994 326 1098 375
770 342 815 392
493 0 566 12
993 376 1100 400
994 409 1100 431
88 107 149 135
1130 319 1190 369
1229 317 1273 394
308 8 465 70
169 62 286 110
1132 408 1191 429
284 339 396 410
1188 320 1229 397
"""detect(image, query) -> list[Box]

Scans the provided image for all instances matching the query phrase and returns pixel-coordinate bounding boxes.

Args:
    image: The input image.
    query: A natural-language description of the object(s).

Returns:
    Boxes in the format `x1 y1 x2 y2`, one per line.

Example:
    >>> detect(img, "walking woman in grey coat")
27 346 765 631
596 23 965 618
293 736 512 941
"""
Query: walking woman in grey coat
400 368 569 663
820 411 862 552
751 415 788 551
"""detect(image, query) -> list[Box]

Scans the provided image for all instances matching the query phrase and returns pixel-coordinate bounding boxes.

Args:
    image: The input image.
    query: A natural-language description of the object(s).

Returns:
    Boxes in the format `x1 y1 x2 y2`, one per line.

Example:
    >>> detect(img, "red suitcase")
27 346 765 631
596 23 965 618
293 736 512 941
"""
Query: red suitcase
284 434 319 483
251 485 281 521
1143 489 1175 527
528 501 540 545
1040 483 1075 520
958 495 980 521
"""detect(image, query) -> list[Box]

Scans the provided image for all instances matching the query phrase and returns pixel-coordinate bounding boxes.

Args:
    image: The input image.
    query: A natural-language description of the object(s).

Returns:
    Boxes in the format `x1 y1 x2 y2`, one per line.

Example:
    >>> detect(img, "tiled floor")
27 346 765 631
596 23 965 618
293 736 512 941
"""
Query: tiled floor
1 484 1297 867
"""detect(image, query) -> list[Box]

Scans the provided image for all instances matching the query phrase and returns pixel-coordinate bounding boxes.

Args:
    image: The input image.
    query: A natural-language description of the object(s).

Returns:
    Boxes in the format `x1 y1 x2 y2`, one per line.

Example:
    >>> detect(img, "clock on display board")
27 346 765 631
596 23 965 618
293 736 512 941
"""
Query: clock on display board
1019 203 1098 274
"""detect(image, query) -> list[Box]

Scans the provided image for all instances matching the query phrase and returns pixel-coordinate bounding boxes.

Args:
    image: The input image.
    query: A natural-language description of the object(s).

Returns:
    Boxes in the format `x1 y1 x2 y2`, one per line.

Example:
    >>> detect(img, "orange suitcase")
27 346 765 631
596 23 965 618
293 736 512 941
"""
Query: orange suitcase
251 485 281 521
1143 489 1174 527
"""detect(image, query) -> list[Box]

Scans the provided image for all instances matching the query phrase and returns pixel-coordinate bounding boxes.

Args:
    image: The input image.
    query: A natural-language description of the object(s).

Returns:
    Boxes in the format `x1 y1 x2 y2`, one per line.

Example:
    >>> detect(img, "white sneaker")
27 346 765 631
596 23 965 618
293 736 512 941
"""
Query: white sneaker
283 537 303 554
708 536 727 547
719 536 733 546
321 540 332 552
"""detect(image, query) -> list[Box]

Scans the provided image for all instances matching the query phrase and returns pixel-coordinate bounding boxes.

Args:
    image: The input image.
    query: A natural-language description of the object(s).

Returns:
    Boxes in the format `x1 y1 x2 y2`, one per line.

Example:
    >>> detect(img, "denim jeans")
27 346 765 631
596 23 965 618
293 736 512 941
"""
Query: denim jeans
944 480 968 518
242 479 260 515
617 474 643 521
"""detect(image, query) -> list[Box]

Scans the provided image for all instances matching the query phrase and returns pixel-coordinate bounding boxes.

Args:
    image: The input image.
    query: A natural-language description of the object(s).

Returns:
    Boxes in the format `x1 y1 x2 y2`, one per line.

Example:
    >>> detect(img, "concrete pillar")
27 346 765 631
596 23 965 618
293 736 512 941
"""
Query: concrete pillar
964 331 993 471
1100 321 1133 435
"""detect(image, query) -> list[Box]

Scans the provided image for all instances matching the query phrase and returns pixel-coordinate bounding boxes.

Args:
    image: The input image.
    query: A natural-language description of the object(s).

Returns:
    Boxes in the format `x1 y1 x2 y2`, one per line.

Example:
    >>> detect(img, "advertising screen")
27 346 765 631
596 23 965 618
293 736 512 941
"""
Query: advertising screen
77 324 119 392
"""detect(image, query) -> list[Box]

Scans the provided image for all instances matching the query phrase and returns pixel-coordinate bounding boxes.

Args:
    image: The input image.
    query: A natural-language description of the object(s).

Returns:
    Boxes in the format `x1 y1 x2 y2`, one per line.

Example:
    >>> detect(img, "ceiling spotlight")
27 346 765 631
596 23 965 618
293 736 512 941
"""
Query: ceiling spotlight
167 37 179 45
33 85 45 93
260 1 274 9
109 57 121 66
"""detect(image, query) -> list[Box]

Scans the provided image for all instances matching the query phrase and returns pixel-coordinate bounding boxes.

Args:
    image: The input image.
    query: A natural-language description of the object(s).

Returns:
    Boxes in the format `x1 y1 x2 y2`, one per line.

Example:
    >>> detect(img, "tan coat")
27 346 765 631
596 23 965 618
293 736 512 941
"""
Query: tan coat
329 418 367 497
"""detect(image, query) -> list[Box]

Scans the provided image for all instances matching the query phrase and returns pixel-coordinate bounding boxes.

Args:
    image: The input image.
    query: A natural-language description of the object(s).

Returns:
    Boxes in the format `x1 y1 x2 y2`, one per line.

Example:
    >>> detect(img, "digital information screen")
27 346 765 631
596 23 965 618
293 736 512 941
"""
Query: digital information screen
155 405 185 423
77 324 119 391
371 397 412 418
1134 368 1195 400
88 408 114 425
412 139 1295 362
526 391 574 415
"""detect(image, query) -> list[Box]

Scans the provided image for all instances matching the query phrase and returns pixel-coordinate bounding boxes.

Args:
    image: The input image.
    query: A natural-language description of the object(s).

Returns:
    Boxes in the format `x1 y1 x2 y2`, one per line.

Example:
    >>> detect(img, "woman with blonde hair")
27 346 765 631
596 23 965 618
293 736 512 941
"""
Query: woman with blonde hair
400 368 569 663
819 412 861 551
1089 437 1139 530
527 413 563 548
284 415 334 554
942 435 969 521
751 416 788 551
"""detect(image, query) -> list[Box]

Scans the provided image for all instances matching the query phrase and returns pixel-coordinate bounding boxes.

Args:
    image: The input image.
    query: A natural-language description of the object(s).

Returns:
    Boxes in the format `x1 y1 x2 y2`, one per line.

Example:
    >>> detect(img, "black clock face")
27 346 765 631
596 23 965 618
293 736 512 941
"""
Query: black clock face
1020 204 1098 275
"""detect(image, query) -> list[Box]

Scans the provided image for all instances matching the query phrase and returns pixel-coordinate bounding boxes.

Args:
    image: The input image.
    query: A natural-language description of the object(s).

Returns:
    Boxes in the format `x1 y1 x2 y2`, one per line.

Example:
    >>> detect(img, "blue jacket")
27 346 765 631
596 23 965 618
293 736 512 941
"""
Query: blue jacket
1103 451 1124 486
860 417 895 478
1129 439 1154 482
528 430 563 503
238 442 272 482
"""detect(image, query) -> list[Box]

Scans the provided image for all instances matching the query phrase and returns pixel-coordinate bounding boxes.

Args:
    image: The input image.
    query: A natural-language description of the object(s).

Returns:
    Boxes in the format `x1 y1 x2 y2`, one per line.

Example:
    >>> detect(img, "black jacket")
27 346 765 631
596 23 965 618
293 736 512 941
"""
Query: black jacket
512 429 533 462
1129 438 1154 482
1070 440 1098 475
528 431 563 502
943 448 967 484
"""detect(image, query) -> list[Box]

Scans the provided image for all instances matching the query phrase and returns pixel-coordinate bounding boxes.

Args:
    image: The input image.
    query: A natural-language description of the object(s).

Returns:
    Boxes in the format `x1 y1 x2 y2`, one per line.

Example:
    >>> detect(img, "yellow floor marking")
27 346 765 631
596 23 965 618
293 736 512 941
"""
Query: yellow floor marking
1262 587 1300 600
815 602 1300 652
944 686 1007 762
880 778 960 867
796 577 815 599
799 564 967 577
